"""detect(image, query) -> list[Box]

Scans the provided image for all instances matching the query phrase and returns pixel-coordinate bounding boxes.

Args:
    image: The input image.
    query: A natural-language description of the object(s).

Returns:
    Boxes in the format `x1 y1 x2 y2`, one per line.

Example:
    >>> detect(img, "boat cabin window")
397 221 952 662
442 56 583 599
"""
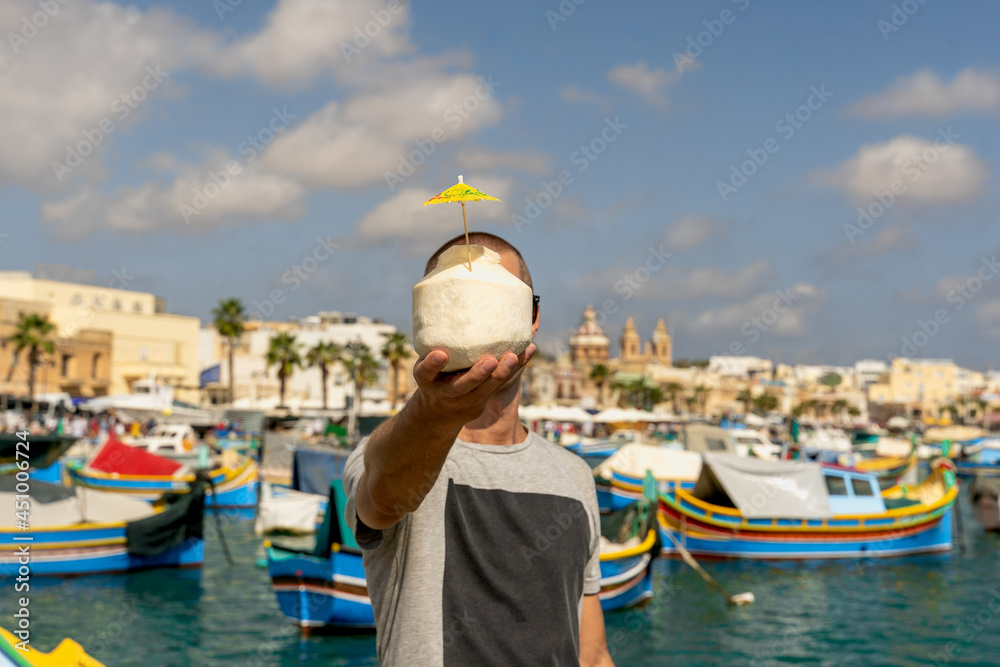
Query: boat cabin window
705 438 729 452
825 475 848 496
851 478 875 497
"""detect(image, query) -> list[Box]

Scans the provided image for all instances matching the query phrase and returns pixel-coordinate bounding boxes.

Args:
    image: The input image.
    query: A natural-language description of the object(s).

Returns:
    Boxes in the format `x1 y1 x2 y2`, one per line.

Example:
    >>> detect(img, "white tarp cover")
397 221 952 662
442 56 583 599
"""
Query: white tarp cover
694 452 832 519
0 485 155 528
255 483 324 535
594 443 702 482
874 438 913 458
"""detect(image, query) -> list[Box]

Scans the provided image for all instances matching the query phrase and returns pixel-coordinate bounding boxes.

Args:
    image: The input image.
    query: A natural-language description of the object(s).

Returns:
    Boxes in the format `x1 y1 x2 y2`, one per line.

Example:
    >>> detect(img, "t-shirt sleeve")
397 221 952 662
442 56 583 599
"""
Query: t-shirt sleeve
343 438 385 550
583 477 602 596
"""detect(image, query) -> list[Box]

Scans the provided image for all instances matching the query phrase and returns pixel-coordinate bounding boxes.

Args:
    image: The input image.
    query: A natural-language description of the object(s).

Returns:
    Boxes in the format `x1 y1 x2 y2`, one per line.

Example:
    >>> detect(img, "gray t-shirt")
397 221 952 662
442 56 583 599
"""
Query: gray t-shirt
343 431 601 666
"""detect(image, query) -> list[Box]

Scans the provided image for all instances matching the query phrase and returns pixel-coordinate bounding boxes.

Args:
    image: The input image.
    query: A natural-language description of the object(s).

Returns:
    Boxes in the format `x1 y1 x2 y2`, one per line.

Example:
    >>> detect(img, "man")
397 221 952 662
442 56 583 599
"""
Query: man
344 232 614 666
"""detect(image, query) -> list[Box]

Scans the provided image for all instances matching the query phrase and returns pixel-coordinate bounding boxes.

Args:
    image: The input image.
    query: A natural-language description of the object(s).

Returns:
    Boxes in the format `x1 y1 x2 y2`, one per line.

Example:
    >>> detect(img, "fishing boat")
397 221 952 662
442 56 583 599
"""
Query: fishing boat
657 453 957 560
853 438 919 489
0 627 105 667
593 424 739 514
0 475 205 577
0 434 75 469
267 481 662 632
955 439 1000 477
255 482 327 535
969 476 1000 531
66 438 258 509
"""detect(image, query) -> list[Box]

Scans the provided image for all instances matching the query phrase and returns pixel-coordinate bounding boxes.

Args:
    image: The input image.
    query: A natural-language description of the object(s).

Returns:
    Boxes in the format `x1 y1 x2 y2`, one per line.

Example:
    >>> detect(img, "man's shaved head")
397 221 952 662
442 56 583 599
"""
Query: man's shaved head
424 232 533 288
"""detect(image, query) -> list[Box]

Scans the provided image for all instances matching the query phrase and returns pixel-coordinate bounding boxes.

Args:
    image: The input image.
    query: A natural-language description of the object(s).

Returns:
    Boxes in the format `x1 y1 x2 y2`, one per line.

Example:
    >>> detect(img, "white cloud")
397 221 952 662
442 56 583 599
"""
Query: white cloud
356 176 512 249
689 284 823 336
607 61 679 109
560 85 608 106
454 148 551 174
222 0 413 87
812 135 989 206
261 74 502 189
662 215 724 251
847 68 1000 118
0 0 218 189
976 299 1000 325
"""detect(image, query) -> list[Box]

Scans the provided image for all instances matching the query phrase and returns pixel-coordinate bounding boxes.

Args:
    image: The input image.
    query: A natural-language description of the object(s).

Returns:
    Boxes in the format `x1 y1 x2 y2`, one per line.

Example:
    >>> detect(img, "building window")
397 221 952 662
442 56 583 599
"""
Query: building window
61 354 71 377
133 302 143 313
92 295 104 308
92 353 100 379
113 299 122 310
71 294 83 305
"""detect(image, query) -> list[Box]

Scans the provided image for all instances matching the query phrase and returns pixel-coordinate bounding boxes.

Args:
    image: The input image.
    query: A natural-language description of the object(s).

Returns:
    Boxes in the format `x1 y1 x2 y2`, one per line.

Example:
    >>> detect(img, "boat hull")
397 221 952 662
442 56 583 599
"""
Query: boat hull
67 459 259 509
268 547 374 630
657 502 953 560
0 525 203 577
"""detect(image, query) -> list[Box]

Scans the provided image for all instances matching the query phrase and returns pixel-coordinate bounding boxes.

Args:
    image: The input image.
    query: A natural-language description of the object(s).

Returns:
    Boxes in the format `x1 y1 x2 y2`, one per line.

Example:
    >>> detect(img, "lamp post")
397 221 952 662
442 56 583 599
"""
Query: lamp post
345 339 365 439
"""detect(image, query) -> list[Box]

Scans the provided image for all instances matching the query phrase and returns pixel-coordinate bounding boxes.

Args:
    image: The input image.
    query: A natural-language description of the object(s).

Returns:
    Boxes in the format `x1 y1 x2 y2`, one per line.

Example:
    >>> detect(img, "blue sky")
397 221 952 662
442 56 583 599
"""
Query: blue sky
2 0 999 369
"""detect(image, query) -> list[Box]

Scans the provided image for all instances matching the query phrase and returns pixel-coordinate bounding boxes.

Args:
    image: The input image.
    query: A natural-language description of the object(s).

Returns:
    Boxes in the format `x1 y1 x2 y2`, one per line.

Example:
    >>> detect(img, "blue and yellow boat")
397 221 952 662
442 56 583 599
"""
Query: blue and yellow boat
0 476 205 577
66 439 257 509
658 453 957 560
0 627 104 667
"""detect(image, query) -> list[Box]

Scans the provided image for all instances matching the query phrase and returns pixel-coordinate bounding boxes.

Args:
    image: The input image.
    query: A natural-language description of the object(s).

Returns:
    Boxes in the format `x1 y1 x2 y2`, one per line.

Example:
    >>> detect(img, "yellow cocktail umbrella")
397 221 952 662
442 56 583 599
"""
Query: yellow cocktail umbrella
422 175 502 270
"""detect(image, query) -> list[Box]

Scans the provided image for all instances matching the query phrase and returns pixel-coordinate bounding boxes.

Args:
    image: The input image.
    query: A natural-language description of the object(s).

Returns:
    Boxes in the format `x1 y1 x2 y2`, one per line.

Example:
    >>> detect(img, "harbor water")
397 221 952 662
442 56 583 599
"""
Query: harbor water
4 496 998 666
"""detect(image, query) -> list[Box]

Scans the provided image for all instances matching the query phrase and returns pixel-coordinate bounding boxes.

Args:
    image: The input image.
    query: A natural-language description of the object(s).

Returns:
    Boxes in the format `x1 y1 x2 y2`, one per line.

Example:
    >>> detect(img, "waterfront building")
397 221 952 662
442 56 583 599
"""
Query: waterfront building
0 271 198 401
867 358 986 421
199 311 415 410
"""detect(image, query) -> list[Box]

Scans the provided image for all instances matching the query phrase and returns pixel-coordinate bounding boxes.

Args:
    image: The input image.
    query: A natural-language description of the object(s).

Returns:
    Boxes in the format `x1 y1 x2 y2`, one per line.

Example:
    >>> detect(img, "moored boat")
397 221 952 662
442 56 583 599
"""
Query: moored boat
0 626 106 667
593 443 701 514
0 475 205 577
969 475 1000 532
66 438 258 509
658 453 957 560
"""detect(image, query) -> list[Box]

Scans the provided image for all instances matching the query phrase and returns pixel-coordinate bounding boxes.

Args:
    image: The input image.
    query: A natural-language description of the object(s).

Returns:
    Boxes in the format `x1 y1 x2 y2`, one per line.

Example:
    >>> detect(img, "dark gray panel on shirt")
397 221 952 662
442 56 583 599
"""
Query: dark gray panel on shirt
441 479 590 666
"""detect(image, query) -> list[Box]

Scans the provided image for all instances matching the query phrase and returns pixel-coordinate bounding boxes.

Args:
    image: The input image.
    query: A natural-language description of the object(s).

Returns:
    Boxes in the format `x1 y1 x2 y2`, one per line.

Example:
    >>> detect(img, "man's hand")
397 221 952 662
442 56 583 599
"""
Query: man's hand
412 344 537 430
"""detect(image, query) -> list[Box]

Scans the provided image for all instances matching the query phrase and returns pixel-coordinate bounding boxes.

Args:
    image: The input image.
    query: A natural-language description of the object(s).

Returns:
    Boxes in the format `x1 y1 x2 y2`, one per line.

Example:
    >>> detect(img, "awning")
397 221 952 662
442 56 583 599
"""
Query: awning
693 452 832 519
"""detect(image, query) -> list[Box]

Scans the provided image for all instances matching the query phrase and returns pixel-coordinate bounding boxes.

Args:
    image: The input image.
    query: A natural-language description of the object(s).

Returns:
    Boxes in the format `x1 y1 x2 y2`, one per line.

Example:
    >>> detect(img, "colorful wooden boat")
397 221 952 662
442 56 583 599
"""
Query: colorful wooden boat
853 438 918 489
0 434 75 470
268 482 662 632
66 439 257 509
0 627 105 667
0 476 205 577
955 440 1000 477
969 475 1000 532
593 443 701 514
658 454 957 560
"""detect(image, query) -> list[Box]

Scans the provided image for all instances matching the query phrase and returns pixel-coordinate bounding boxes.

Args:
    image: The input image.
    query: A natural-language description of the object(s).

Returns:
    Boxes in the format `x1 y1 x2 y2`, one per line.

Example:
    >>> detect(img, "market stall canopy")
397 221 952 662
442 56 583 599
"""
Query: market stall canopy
519 405 595 422
692 453 833 519
592 407 677 423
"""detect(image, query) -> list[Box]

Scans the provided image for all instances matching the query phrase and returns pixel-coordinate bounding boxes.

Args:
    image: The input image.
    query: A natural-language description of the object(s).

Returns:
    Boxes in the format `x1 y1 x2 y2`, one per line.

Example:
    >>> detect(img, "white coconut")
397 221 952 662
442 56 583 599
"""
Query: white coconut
412 244 532 372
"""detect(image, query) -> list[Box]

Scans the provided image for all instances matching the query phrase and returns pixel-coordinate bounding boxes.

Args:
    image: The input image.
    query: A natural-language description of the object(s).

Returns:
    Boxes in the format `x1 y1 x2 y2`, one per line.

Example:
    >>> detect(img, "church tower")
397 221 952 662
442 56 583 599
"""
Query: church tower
569 305 609 364
651 318 672 366
620 317 642 362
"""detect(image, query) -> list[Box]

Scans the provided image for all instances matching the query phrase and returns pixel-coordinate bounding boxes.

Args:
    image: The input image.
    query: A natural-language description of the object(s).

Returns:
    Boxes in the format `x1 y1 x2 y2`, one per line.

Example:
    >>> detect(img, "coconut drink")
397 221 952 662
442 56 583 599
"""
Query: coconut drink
412 244 532 372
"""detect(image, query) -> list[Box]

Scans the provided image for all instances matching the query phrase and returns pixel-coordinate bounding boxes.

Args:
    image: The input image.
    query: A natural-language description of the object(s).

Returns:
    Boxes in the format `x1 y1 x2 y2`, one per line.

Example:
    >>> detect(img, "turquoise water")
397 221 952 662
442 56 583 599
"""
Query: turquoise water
5 498 999 666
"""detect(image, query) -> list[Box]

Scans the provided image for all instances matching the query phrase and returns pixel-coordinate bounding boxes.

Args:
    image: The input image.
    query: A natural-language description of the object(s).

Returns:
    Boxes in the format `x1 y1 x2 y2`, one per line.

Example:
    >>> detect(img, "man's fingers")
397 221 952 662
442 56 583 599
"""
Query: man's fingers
413 350 449 384
443 356 499 396
466 346 536 400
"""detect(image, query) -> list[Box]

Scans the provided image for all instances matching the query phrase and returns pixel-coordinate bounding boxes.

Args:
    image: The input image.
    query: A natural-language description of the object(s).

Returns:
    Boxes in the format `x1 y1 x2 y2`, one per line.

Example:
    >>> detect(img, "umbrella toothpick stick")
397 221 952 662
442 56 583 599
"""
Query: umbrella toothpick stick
421 174 503 272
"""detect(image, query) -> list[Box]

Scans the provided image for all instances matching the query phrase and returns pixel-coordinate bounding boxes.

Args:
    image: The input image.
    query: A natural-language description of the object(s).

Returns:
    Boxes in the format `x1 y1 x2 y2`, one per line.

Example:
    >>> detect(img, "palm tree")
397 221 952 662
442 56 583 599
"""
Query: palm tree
265 332 301 408
589 364 611 408
380 332 413 410
684 394 698 414
6 313 56 413
663 382 683 415
306 341 340 411
753 394 778 415
736 388 753 415
693 384 710 416
832 399 849 421
212 298 246 405
847 406 861 419
628 378 647 410
344 343 381 436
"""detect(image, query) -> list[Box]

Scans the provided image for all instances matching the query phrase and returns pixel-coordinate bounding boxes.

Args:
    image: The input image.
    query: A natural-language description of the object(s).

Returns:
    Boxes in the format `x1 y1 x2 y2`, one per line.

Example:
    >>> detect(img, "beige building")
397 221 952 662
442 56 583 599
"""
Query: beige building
867 358 985 420
0 272 200 401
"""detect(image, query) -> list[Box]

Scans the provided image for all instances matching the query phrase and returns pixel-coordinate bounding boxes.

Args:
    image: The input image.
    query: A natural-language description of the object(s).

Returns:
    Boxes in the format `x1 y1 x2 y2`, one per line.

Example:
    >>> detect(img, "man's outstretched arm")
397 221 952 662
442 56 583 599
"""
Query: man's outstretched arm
580 595 615 667
355 345 535 530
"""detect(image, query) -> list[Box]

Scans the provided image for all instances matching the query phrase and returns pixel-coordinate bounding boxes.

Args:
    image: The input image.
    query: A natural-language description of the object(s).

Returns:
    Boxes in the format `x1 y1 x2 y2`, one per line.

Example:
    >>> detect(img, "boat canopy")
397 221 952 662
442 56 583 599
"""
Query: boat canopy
0 476 155 527
594 443 702 482
88 438 185 476
692 453 833 519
